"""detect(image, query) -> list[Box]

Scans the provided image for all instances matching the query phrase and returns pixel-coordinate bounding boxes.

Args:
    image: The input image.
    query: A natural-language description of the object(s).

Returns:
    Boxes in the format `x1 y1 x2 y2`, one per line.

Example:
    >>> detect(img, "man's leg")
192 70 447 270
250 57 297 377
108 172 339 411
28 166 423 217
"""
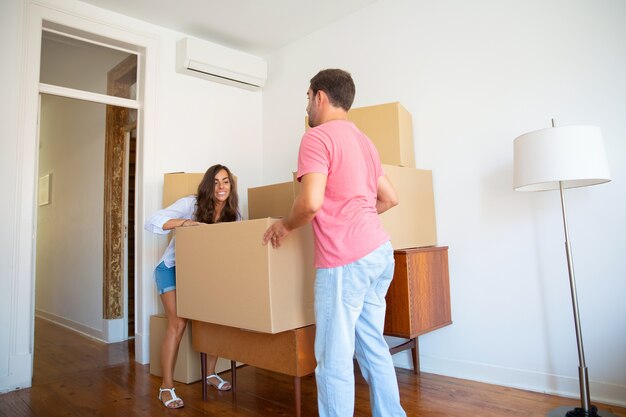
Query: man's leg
314 265 360 417
355 242 407 417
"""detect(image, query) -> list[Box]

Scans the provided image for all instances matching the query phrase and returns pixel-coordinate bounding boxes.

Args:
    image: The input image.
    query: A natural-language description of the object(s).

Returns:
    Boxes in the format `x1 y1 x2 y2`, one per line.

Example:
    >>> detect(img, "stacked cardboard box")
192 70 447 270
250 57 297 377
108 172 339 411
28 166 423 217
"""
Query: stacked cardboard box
162 172 206 207
250 102 437 250
347 102 416 168
306 102 415 168
171 102 437 337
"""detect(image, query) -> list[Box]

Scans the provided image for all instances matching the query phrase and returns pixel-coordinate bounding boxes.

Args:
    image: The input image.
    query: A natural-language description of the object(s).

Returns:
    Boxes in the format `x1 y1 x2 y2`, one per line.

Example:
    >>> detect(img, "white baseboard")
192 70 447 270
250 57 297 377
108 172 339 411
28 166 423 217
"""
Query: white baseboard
391 349 626 409
35 309 107 343
35 310 130 344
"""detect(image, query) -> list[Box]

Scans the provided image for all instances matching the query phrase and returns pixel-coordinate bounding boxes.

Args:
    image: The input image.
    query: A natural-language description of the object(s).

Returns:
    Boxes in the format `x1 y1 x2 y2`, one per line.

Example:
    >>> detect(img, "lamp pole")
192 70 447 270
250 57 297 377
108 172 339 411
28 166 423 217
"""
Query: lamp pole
543 126 616 417
552 121 590 412
554 180 592 415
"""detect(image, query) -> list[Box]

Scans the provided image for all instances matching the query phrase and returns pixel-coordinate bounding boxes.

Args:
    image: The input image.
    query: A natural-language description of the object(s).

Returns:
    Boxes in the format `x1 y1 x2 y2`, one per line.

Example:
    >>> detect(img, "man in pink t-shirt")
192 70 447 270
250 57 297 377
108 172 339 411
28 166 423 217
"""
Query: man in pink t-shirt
263 69 406 417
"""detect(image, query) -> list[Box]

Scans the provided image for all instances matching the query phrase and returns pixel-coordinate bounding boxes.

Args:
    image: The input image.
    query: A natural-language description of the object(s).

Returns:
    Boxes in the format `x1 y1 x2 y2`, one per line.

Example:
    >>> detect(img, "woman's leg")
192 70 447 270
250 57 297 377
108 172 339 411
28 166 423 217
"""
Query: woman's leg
206 354 232 390
159 290 187 407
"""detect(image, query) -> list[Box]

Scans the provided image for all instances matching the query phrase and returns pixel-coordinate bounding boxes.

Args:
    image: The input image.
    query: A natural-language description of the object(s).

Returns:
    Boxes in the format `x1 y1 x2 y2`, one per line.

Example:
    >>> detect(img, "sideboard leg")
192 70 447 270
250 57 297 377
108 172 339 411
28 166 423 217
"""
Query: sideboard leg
200 352 207 401
294 376 302 417
231 360 237 393
411 337 420 375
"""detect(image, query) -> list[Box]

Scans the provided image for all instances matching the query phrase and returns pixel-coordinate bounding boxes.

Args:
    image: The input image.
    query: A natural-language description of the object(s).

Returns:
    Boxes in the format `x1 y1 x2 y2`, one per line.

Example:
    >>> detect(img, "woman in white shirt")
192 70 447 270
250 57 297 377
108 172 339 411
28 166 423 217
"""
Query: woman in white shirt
145 164 240 409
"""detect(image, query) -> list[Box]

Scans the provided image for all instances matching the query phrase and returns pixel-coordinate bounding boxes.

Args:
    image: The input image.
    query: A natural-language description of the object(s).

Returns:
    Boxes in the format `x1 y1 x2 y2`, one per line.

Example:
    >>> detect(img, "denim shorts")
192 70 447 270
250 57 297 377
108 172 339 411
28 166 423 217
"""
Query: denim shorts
154 261 176 295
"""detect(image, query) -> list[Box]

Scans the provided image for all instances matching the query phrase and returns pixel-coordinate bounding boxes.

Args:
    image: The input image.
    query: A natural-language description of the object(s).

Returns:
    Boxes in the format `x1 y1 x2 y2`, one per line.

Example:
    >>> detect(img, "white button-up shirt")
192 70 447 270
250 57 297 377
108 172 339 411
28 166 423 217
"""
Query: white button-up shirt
144 195 196 267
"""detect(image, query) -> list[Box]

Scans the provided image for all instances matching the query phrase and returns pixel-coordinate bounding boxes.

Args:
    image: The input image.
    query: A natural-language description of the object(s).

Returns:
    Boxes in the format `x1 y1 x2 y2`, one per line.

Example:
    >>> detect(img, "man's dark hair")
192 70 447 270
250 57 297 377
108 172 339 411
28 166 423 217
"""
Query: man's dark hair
309 69 355 111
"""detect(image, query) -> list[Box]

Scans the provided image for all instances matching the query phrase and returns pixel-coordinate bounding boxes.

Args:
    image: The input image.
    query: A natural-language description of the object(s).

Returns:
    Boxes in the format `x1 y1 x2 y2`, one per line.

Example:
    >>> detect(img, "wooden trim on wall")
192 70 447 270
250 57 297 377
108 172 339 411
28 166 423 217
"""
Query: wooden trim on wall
103 54 137 319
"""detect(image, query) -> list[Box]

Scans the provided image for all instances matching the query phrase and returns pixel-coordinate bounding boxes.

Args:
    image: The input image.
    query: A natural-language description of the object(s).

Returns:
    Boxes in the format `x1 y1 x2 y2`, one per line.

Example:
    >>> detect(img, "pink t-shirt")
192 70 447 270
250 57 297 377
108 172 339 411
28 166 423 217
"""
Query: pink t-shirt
297 119 390 268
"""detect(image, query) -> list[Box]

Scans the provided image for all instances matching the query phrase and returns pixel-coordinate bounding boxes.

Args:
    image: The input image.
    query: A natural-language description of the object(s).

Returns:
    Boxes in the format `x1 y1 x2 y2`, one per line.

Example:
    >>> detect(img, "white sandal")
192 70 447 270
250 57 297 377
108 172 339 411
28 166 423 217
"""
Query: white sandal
206 373 231 391
158 387 184 408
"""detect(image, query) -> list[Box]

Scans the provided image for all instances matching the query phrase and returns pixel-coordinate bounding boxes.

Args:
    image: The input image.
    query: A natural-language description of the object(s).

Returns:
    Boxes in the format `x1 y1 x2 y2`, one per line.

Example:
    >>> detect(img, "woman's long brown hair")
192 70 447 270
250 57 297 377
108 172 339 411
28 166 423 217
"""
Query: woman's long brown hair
194 164 239 224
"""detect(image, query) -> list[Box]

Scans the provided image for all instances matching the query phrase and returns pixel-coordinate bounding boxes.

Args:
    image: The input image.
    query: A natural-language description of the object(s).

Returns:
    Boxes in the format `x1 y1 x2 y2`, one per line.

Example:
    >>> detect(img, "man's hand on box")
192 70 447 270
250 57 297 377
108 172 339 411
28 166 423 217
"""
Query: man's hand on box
262 220 291 249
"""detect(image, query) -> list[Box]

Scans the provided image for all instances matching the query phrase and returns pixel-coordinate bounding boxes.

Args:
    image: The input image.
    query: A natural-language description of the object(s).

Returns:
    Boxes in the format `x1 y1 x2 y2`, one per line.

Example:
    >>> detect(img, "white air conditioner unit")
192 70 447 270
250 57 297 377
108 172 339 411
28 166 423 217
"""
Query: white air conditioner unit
176 37 267 91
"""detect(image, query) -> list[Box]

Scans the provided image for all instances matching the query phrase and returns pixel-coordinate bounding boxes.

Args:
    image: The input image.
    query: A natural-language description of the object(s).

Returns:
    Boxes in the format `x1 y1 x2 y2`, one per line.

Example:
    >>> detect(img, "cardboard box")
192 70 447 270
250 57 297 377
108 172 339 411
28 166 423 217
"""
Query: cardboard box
380 164 437 249
163 172 205 207
149 314 232 383
247 182 295 219
249 165 436 250
306 102 415 167
348 102 415 168
175 218 316 333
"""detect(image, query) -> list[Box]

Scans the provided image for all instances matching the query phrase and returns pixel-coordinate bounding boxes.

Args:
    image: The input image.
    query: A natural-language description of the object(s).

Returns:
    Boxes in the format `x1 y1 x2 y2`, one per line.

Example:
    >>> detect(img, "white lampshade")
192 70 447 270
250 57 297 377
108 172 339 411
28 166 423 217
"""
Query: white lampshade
513 125 611 192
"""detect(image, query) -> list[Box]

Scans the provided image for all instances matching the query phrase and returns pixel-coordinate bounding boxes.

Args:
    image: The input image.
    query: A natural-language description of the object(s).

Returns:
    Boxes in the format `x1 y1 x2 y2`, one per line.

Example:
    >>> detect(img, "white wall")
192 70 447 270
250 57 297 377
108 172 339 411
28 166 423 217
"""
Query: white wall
2 0 263 392
262 0 626 406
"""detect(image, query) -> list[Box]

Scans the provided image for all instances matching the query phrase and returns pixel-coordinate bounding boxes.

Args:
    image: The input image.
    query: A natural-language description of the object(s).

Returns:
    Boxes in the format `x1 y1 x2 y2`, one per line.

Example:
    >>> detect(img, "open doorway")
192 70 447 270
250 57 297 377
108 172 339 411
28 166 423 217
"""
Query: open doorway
36 28 139 343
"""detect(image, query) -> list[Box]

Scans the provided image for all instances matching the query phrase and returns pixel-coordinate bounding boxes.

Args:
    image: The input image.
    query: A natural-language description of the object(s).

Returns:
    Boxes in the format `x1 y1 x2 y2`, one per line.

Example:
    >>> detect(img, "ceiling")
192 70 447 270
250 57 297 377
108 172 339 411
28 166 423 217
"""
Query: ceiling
79 0 378 56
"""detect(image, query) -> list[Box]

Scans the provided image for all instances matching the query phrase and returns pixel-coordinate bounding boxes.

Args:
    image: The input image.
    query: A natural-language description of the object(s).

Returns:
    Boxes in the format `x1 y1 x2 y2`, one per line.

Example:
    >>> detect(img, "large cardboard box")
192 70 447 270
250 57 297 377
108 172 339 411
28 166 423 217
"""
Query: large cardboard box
248 165 437 250
380 165 437 249
149 314 231 383
305 102 415 167
175 218 316 333
348 102 415 168
163 172 205 207
247 182 295 219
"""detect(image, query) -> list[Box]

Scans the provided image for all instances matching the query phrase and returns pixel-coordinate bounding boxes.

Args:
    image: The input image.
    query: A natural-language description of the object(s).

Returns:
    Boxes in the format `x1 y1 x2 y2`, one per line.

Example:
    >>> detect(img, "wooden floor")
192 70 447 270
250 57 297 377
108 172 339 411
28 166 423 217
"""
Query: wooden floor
1 319 624 417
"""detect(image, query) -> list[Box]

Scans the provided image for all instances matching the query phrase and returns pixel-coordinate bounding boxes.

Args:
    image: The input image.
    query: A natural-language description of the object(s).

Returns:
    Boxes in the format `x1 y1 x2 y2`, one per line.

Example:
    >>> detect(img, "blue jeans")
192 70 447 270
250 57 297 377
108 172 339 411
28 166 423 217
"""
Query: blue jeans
314 241 406 417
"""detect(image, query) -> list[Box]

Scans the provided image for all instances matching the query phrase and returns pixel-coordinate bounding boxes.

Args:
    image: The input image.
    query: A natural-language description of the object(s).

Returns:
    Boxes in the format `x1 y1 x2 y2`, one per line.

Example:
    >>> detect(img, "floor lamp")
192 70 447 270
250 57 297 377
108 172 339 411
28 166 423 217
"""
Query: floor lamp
513 123 616 417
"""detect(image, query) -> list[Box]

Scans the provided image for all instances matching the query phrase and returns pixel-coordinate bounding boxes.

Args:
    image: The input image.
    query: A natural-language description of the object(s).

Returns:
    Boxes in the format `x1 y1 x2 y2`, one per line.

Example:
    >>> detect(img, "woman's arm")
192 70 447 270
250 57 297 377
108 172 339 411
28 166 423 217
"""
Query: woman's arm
144 196 197 234
162 218 201 230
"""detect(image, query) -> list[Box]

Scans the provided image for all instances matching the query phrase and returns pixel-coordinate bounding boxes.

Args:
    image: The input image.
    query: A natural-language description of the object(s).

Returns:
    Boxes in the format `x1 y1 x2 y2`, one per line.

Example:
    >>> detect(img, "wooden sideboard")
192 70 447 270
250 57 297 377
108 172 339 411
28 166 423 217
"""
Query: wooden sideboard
192 321 316 417
384 246 452 373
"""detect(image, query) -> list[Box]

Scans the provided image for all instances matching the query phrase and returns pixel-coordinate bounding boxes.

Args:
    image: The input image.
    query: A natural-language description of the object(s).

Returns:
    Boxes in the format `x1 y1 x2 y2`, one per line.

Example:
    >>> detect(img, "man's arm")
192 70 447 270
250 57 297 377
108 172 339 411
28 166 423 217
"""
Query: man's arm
376 175 399 214
262 173 326 248
284 172 326 230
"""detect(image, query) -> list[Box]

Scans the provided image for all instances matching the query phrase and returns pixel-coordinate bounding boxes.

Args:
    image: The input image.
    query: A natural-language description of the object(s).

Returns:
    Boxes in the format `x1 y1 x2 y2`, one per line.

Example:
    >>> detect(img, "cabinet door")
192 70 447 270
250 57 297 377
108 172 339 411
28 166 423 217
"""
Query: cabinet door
384 247 452 338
